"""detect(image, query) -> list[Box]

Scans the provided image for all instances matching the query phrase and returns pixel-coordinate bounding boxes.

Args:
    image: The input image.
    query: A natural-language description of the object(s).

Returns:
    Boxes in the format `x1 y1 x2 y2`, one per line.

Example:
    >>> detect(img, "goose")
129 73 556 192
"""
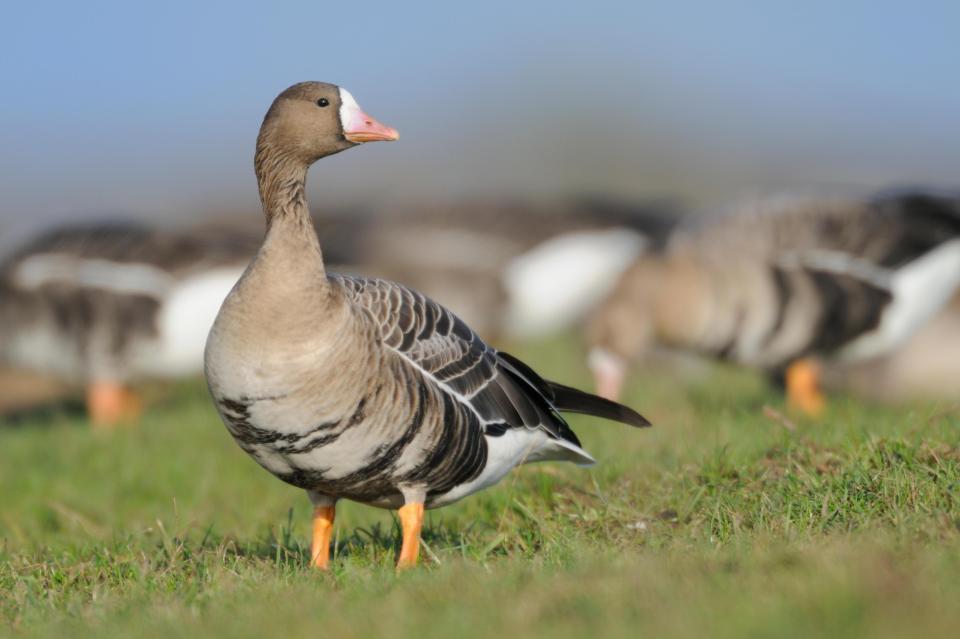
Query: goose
586 192 960 414
203 82 650 570
0 222 256 425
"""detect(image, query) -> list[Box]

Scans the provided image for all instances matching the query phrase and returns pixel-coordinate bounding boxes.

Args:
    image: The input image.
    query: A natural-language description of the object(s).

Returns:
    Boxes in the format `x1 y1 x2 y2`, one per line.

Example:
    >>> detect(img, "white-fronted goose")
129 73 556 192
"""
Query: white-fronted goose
586 192 960 414
204 82 649 570
0 223 255 425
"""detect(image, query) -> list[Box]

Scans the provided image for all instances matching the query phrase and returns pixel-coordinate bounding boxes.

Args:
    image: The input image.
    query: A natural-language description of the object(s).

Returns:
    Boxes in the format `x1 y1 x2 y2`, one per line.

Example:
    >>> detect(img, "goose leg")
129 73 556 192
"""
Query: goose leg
396 502 425 570
87 382 141 427
785 358 825 416
310 501 336 570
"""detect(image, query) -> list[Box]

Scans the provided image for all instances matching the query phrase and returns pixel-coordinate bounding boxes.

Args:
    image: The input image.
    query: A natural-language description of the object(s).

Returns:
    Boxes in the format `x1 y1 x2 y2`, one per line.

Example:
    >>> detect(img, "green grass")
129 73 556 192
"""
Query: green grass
2 336 959 638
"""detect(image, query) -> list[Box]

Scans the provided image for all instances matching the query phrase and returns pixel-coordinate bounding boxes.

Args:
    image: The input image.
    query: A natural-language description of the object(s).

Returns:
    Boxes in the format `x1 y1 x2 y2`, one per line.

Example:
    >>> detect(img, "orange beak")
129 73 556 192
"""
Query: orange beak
343 109 399 143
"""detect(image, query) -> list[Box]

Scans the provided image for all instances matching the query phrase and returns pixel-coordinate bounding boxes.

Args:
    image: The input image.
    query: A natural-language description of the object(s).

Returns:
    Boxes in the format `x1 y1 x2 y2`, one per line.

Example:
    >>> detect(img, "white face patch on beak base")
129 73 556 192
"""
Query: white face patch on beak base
338 87 362 132
587 347 628 401
588 347 626 378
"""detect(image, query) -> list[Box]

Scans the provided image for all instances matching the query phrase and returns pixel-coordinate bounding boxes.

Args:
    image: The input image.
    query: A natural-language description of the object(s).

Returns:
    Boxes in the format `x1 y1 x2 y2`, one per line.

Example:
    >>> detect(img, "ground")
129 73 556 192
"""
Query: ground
1 336 958 638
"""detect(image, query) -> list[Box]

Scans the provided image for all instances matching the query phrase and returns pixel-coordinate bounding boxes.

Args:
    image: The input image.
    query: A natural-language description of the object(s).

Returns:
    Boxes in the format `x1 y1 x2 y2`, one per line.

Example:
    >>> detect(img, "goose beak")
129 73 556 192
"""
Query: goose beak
588 348 626 401
593 367 625 402
343 111 400 143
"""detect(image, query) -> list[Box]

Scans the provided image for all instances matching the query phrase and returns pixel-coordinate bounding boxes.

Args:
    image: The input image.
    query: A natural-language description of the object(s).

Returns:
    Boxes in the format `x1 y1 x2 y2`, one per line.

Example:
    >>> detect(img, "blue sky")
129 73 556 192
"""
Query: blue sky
2 1 959 242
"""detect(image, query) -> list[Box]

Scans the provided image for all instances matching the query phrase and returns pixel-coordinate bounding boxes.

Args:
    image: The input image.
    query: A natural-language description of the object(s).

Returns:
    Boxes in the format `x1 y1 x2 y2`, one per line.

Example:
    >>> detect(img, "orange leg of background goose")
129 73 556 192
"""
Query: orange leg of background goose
396 502 424 570
785 358 825 417
311 505 336 569
87 382 142 428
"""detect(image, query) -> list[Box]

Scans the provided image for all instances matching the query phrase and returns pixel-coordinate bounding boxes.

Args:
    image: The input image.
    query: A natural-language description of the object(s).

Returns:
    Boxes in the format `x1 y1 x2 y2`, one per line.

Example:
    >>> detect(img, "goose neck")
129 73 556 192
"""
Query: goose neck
253 148 326 284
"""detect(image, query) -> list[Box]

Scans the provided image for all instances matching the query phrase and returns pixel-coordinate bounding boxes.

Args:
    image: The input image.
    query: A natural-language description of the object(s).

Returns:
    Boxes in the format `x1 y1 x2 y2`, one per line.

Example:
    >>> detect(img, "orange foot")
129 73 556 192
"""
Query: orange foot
86 382 142 428
311 504 336 570
396 502 424 570
785 358 825 417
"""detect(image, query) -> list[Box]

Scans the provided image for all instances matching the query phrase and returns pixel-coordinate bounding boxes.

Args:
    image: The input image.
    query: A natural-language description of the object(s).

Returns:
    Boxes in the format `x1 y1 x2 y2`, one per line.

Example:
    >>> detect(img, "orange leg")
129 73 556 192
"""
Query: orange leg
396 502 425 570
86 382 142 427
786 358 825 417
310 504 336 569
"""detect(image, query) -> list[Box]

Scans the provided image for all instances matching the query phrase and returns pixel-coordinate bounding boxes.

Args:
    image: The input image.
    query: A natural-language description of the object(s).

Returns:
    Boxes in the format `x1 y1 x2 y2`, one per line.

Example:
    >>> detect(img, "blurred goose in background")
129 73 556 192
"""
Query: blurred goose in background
587 191 960 414
0 366 70 417
0 222 256 425
338 197 677 339
205 82 649 570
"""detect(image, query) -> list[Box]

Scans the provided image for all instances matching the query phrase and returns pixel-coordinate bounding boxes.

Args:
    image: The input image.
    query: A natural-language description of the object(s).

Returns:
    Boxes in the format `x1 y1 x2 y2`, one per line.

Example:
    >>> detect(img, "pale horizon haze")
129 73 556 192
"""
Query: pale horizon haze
2 1 959 249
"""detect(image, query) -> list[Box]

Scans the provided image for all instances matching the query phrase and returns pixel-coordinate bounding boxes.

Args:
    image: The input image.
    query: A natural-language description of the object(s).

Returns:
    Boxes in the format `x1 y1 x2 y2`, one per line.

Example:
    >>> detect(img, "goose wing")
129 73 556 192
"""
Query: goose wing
772 192 960 353
332 274 648 449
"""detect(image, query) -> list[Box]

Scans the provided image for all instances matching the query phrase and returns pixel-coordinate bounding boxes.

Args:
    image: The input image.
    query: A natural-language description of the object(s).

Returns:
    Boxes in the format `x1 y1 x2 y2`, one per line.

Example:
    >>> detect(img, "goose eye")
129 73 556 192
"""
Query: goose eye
316 98 330 108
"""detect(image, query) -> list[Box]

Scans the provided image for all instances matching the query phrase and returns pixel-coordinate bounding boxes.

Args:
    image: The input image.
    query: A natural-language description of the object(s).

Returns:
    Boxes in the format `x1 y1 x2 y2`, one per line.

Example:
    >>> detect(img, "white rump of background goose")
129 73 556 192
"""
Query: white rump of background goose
821 290 960 403
586 191 960 415
203 82 650 570
0 223 256 425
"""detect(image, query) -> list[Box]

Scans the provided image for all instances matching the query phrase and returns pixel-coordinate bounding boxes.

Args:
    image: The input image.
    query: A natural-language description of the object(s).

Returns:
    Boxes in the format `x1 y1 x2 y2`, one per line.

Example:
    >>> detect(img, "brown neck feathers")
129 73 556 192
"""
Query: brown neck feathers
253 131 325 276
254 134 310 226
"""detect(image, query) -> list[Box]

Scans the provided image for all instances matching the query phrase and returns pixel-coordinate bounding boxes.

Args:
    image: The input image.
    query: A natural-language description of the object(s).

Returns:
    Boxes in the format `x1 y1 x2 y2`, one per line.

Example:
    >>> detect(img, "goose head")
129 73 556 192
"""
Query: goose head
256 81 399 166
586 304 650 402
585 256 663 401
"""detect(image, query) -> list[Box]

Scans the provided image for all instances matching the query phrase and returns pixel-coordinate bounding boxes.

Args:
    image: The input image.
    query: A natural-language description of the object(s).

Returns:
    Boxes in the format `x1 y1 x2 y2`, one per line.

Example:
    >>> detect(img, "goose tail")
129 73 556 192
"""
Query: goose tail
546 380 651 428
497 350 651 428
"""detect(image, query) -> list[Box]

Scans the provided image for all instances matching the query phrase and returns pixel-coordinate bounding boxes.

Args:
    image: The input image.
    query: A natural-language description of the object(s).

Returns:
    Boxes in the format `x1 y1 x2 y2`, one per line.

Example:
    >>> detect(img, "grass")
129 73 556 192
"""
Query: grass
1 335 958 638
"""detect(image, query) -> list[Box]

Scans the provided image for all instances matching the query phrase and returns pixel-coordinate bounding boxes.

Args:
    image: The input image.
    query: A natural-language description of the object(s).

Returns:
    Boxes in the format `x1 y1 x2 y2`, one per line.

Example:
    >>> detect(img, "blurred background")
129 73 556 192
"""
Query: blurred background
4 1 960 243
2 0 959 418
